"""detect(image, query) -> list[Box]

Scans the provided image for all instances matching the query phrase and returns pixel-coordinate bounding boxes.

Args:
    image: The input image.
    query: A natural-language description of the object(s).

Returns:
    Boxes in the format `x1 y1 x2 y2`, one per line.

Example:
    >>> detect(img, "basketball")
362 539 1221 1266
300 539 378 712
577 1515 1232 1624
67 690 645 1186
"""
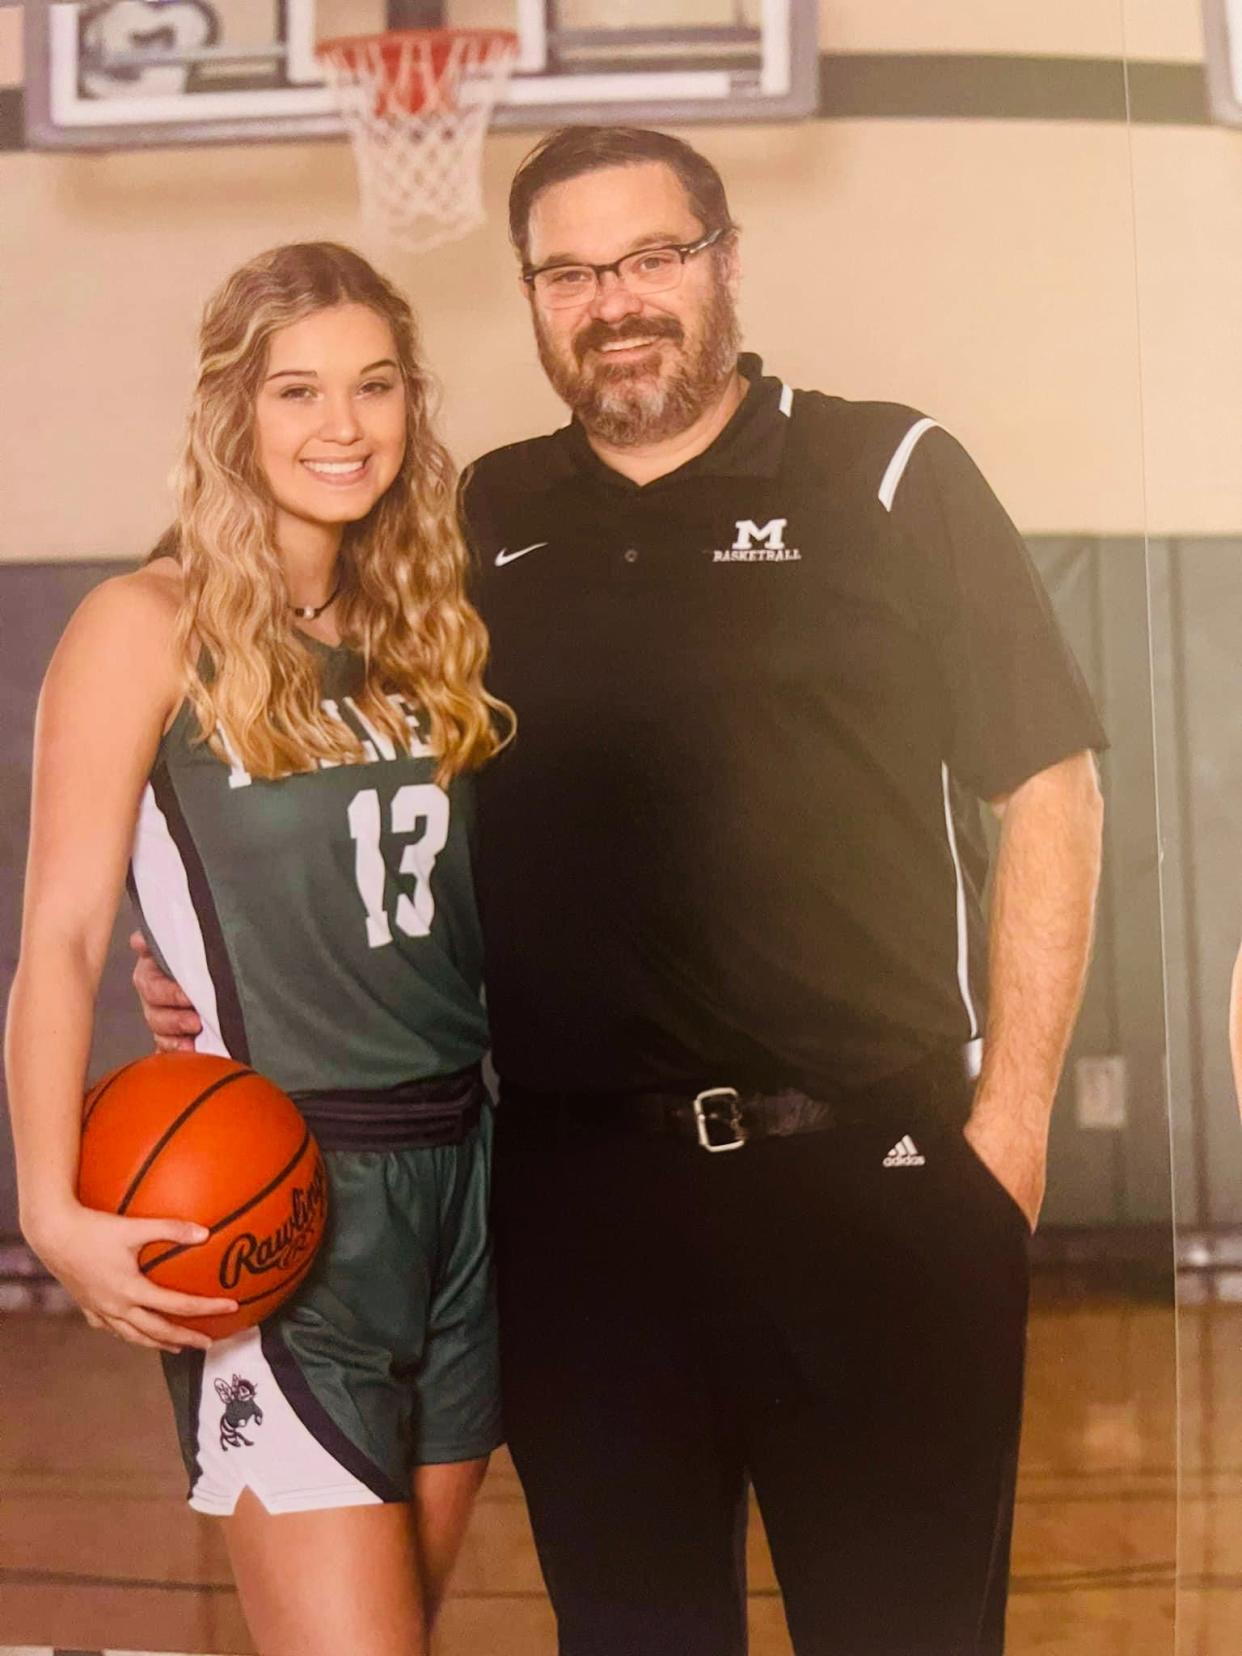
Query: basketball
78 1053 327 1341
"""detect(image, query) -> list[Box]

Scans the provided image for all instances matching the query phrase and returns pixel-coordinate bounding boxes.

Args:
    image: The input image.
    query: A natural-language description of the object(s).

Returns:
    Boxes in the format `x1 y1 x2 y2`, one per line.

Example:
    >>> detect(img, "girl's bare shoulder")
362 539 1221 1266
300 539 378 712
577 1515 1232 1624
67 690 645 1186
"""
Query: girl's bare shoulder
50 561 185 699
72 559 181 636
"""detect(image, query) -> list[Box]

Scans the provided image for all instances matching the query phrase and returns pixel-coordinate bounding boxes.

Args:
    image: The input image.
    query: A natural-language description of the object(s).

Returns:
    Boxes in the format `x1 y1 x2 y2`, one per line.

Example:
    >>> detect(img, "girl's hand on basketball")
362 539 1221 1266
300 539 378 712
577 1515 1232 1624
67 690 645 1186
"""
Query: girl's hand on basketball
129 931 202 1052
27 1201 238 1353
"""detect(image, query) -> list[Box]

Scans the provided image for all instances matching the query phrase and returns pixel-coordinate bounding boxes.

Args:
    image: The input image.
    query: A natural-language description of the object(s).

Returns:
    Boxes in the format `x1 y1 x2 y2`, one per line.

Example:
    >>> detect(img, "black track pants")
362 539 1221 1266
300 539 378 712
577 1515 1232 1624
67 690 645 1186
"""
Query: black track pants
492 1101 1030 1656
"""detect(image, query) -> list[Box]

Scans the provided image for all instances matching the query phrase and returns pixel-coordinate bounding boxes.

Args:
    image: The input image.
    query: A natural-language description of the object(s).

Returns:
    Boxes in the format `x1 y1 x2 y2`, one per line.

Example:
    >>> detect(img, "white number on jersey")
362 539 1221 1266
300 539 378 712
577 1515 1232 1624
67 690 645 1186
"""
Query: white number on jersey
347 784 450 949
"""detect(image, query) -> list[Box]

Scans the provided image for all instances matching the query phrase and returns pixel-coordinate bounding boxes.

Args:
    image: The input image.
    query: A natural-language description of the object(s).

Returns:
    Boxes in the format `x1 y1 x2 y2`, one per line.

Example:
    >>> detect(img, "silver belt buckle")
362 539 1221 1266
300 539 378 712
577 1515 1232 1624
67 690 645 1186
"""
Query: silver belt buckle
692 1086 747 1152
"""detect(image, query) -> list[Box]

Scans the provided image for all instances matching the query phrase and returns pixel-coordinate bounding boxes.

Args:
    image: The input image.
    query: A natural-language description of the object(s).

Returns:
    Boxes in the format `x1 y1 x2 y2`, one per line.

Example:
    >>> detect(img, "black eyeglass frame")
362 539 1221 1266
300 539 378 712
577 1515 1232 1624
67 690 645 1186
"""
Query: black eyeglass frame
521 227 729 296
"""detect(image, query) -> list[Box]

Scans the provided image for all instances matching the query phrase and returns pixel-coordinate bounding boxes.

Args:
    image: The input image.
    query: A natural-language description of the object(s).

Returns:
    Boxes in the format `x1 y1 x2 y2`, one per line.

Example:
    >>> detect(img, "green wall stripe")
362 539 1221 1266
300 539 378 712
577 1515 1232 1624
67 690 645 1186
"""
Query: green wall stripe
0 86 20 151
818 54 1209 127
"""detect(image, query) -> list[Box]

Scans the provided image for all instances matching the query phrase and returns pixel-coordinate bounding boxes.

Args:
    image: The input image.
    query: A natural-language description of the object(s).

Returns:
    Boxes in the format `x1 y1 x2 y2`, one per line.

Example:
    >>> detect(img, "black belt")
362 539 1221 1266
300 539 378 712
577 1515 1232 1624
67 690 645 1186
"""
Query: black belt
498 1044 979 1152
291 1064 486 1151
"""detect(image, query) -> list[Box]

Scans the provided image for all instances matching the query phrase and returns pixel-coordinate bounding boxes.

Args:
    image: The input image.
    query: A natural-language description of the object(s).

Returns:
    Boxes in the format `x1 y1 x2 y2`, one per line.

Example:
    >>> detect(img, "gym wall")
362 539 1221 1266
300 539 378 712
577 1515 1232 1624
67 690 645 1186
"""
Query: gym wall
0 0 1217 560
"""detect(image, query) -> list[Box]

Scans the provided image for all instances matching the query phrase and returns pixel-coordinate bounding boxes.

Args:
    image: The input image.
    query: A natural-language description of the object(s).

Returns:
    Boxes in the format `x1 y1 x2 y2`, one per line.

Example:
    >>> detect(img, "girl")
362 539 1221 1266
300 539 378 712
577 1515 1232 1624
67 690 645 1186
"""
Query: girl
6 242 512 1656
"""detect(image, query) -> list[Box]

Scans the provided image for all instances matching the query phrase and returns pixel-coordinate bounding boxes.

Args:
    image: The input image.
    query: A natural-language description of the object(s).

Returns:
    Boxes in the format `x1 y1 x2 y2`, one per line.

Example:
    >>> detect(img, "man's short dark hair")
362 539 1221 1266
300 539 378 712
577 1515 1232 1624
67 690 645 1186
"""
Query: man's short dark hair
508 126 738 265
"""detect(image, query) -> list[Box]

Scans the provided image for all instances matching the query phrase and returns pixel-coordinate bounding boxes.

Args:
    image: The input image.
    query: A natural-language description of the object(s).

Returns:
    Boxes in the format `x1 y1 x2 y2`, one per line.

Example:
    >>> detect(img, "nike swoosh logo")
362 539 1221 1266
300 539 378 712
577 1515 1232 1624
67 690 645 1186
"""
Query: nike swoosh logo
495 541 548 567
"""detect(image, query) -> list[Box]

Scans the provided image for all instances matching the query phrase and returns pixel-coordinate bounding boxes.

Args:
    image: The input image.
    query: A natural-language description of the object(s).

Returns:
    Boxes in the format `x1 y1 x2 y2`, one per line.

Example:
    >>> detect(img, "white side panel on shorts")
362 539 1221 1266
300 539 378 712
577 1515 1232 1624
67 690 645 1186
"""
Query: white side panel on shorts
878 417 940 513
192 1327 381 1516
130 785 229 1059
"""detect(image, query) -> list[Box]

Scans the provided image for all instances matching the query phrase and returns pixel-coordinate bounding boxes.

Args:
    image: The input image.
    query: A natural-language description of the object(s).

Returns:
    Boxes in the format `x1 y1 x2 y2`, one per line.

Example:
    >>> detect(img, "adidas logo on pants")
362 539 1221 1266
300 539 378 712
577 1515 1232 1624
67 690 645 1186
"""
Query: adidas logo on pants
883 1135 926 1167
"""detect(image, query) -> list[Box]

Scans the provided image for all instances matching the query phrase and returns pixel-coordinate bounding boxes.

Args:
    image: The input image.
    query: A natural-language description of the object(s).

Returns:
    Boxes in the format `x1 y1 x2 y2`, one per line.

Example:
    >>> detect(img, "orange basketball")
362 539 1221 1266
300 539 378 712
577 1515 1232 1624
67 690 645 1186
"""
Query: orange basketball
78 1052 327 1340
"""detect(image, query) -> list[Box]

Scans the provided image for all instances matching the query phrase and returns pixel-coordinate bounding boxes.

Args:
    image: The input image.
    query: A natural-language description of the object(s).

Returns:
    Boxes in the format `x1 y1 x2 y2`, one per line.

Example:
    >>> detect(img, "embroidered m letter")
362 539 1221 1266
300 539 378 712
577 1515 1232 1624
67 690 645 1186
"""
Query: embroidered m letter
732 518 788 553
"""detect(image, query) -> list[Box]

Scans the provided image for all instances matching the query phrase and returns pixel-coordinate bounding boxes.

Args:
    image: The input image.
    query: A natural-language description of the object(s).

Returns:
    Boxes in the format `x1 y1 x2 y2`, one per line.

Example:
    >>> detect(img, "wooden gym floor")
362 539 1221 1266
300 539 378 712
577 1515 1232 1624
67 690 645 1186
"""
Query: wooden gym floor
1 1285 1238 1655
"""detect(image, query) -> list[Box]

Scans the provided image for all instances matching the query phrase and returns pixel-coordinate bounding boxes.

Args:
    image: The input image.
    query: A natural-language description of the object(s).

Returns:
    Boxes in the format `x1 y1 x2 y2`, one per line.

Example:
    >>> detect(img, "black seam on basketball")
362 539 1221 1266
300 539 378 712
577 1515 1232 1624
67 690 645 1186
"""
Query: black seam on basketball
231 1247 317 1308
118 1066 254 1215
150 761 252 1063
261 1321 406 1503
140 1129 316 1271
82 1057 143 1128
151 1246 317 1310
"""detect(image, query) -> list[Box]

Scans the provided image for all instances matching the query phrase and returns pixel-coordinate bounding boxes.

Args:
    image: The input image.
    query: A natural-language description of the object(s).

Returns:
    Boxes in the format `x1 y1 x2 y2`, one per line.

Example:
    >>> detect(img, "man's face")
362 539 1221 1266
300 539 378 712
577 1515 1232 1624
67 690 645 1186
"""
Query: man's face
524 161 740 447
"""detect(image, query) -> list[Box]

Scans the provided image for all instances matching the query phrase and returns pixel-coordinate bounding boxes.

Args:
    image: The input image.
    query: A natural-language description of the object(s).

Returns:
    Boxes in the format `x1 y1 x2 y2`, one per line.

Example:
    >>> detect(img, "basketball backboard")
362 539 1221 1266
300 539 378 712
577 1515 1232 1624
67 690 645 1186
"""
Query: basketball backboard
1203 0 1242 124
24 0 819 148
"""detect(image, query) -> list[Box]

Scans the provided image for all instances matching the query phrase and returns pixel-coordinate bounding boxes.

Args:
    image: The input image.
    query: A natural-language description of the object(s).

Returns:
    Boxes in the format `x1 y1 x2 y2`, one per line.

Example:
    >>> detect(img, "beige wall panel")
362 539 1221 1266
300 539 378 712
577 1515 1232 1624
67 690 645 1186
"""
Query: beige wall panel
0 134 565 564
1130 124 1242 536
0 5 23 88
1 115 1148 562
713 119 1145 536
1122 0 1206 63
819 0 1126 59
818 0 1203 62
319 0 389 38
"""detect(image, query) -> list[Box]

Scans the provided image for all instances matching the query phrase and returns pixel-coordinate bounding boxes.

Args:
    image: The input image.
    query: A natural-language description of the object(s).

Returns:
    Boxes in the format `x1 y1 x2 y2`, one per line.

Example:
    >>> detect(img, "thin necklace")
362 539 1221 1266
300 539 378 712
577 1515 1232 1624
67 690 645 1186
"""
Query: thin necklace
291 575 342 621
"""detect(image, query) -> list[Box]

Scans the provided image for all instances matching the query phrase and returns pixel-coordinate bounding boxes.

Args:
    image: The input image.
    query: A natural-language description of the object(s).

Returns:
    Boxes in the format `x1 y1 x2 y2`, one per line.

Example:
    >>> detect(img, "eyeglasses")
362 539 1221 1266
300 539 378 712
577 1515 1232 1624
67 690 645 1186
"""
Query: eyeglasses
522 229 727 309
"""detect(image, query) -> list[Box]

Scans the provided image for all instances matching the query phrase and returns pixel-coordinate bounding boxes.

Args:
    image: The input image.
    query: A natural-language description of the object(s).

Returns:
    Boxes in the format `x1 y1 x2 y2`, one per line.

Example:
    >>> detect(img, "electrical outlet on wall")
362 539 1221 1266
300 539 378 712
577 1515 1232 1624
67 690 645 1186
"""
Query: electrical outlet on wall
1075 1055 1128 1130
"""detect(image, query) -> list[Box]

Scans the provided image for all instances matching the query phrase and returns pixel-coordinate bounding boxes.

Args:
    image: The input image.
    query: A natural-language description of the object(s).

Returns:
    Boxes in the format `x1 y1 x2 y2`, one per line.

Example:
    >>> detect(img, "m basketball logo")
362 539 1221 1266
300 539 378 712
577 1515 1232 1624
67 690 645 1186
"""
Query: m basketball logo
215 1375 263 1452
713 518 802 563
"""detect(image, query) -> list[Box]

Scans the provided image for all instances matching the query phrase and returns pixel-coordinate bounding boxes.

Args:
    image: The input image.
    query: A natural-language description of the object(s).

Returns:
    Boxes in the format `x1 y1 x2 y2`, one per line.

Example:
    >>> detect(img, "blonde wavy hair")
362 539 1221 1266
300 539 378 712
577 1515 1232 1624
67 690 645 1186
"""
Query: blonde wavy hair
169 240 511 783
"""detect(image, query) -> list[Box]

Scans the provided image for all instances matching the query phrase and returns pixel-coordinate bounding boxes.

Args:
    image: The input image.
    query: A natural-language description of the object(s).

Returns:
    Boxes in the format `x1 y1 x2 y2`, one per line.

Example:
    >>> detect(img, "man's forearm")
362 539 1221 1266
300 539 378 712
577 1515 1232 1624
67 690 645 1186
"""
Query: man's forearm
970 752 1104 1158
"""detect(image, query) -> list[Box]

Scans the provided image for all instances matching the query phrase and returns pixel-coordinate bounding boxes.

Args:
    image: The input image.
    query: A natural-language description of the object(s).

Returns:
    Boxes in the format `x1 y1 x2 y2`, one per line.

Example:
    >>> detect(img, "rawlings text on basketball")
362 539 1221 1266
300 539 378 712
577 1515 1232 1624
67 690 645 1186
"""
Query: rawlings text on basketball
218 1157 329 1293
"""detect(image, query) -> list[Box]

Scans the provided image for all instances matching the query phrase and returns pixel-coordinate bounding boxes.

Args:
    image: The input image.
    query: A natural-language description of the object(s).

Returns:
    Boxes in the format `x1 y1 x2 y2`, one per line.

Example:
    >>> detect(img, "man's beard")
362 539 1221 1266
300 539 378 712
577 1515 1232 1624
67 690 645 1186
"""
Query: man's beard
534 270 741 448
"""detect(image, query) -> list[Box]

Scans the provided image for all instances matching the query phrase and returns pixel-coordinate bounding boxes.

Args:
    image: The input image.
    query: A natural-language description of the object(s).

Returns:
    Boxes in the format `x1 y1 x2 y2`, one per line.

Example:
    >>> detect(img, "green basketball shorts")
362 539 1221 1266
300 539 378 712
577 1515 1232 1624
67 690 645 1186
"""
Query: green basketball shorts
162 1103 501 1515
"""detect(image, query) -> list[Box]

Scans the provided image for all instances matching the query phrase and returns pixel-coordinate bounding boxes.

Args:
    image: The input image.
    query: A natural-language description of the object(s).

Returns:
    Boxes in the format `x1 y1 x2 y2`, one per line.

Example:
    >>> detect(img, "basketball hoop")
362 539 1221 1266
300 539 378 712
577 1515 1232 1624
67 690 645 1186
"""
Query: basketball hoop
316 29 519 255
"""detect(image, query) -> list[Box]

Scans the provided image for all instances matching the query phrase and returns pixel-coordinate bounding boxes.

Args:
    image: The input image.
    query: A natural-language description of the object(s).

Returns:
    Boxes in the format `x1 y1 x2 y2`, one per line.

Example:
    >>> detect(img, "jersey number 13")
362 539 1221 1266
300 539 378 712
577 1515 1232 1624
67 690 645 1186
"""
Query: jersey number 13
347 784 450 949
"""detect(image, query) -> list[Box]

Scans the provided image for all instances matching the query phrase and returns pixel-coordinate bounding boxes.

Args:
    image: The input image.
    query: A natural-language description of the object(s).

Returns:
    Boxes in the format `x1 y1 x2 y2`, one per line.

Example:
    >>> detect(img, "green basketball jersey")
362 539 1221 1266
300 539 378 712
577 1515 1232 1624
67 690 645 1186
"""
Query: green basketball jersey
129 639 488 1093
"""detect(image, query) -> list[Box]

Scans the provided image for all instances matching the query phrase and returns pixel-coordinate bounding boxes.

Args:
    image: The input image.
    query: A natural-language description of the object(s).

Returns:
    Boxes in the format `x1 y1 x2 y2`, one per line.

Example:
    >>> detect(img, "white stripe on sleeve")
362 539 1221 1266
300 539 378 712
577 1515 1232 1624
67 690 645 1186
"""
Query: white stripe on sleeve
878 417 939 513
940 763 981 1040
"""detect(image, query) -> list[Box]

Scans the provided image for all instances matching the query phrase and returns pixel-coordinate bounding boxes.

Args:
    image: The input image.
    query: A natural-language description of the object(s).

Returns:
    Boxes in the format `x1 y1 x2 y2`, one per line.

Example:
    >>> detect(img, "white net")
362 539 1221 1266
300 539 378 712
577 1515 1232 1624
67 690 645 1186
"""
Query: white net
317 30 519 255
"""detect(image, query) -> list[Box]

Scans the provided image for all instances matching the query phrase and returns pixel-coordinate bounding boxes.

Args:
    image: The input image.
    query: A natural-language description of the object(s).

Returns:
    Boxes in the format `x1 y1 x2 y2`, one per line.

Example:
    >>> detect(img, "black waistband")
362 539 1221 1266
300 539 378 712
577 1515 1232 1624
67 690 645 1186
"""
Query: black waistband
496 1045 978 1149
290 1064 487 1151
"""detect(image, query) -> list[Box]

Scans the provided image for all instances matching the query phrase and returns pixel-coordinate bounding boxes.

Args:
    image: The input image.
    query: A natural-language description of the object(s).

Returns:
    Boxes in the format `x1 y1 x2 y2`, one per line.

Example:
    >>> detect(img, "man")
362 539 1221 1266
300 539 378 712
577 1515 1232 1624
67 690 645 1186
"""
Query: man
138 127 1105 1654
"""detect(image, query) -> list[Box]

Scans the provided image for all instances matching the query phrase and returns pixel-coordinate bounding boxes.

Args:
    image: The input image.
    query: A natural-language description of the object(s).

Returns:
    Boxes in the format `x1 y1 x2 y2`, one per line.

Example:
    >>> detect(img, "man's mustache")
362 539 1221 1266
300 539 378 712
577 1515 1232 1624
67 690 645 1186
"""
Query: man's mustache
574 317 684 364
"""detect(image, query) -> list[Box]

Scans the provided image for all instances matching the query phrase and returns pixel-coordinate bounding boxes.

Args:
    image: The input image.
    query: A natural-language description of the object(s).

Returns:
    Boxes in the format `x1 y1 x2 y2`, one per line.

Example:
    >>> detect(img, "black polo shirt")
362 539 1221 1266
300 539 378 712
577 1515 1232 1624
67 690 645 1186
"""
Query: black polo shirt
464 354 1106 1096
